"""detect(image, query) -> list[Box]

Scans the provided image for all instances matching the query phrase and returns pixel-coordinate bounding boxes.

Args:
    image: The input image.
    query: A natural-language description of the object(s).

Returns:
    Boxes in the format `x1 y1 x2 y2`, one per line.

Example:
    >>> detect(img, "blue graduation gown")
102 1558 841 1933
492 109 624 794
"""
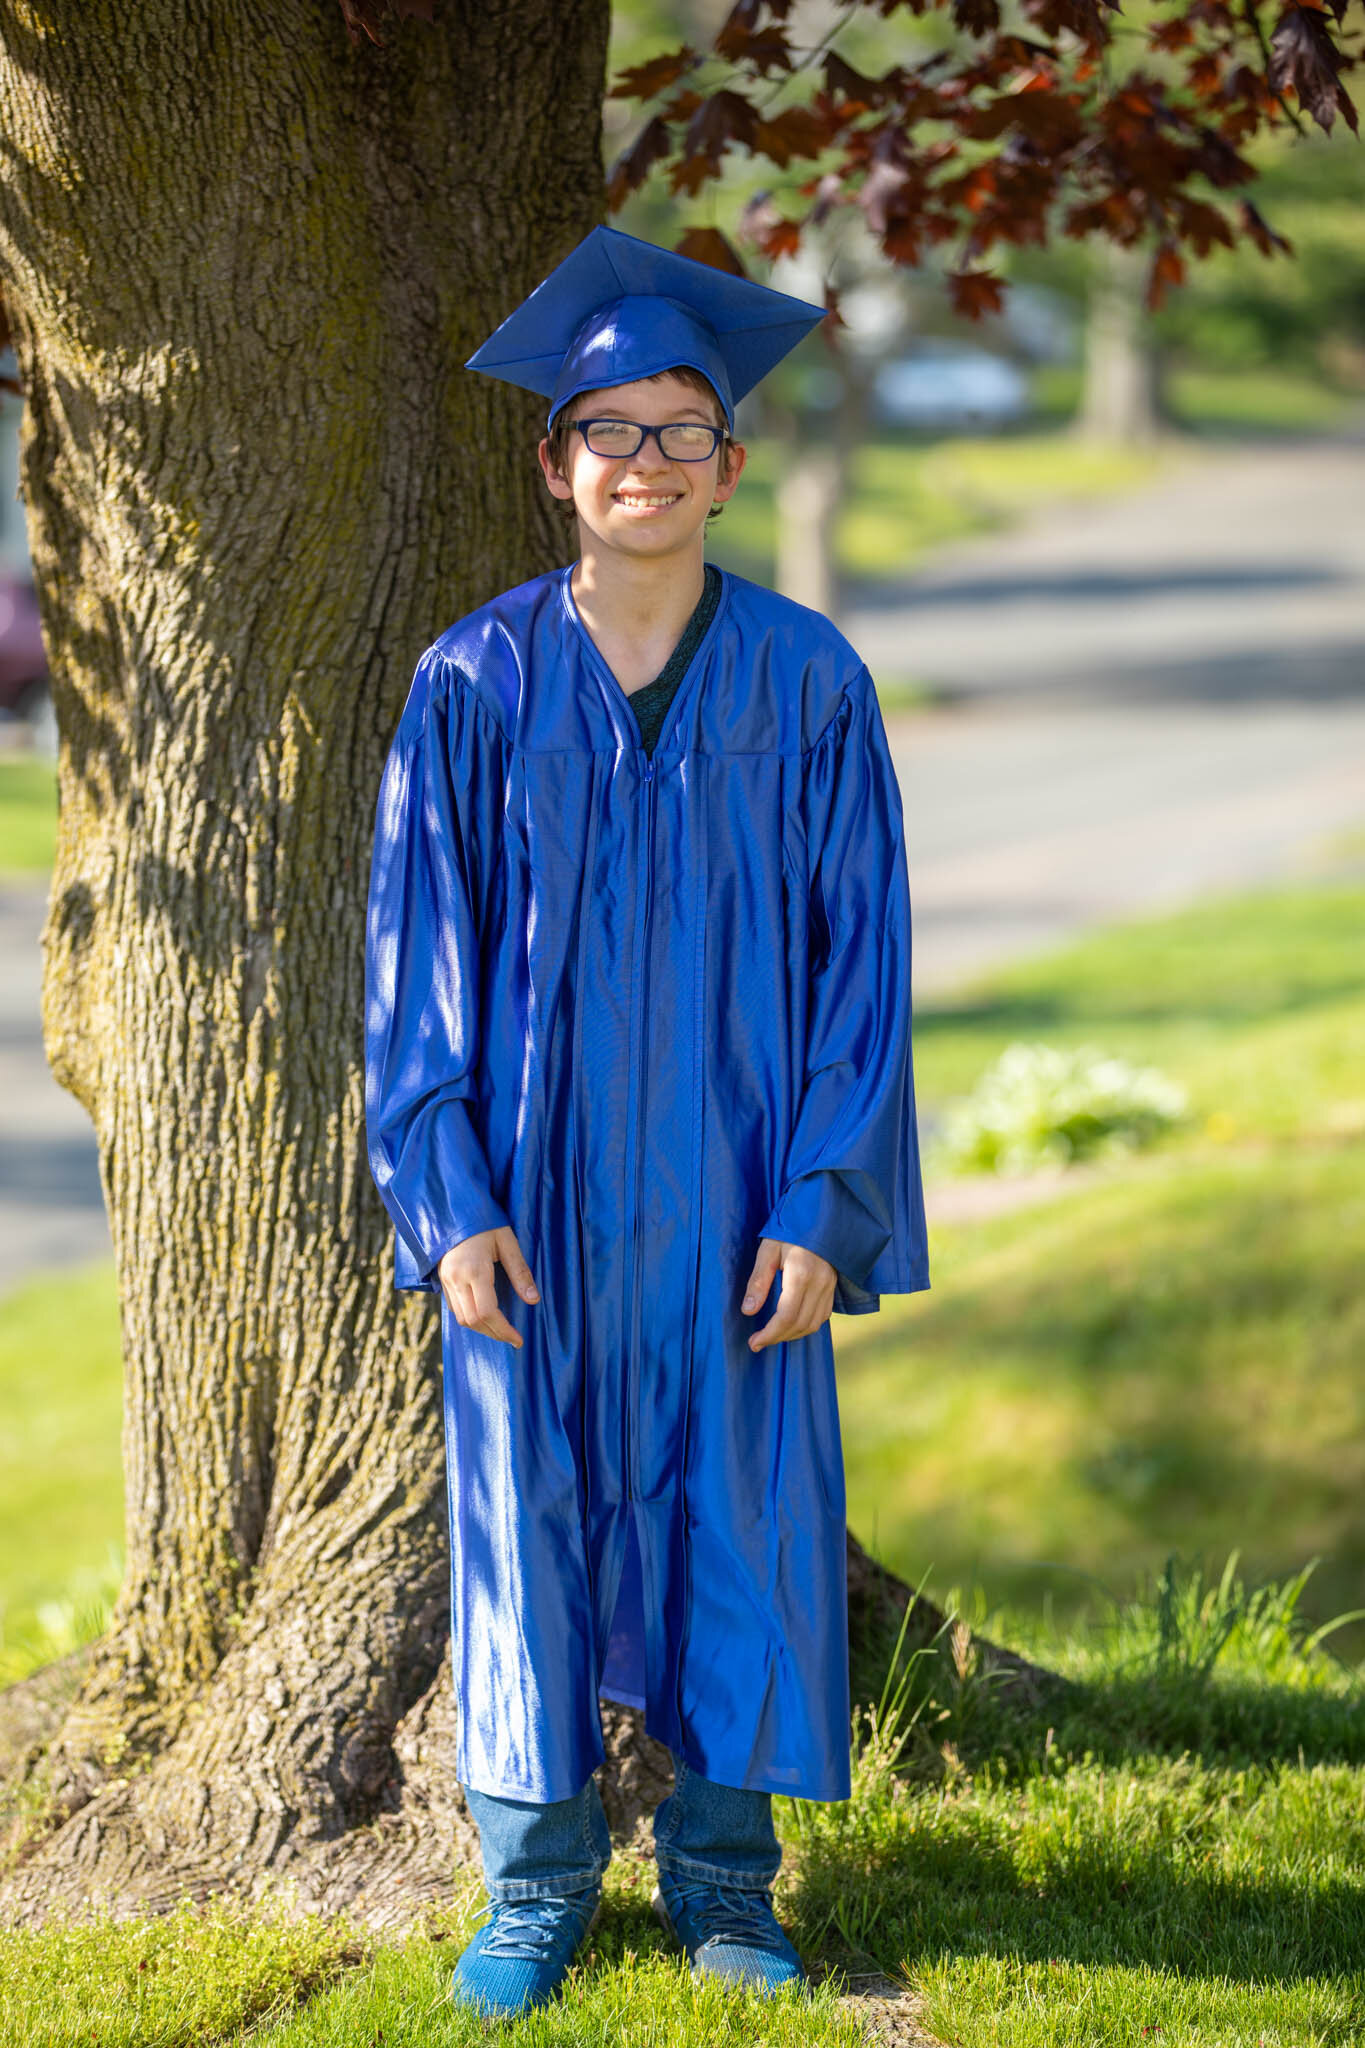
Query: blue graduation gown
364 564 929 1804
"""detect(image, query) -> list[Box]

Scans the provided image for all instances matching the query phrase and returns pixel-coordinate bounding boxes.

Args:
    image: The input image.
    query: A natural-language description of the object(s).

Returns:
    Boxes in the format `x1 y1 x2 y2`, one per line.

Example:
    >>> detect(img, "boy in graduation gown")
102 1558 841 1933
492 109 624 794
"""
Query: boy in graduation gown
364 225 930 2016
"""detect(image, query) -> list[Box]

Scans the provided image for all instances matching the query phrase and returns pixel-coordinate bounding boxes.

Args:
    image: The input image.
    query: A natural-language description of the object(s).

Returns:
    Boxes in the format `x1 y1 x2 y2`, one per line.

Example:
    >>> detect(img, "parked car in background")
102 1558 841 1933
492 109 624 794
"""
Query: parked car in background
872 344 1031 431
0 574 51 748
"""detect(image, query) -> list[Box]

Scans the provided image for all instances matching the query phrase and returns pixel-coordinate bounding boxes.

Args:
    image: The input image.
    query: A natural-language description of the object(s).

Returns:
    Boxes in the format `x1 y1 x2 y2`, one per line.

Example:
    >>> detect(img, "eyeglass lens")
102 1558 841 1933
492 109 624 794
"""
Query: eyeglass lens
580 420 721 461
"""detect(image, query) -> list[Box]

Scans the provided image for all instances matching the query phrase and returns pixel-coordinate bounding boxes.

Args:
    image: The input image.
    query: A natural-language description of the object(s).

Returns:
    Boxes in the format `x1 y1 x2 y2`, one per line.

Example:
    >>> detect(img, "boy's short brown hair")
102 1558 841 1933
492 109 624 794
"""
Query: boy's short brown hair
543 365 736 522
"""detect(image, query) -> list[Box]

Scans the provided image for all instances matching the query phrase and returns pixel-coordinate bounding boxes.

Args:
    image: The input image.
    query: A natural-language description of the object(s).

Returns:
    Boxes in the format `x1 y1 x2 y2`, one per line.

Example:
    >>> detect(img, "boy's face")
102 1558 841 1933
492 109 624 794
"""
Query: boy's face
537 371 746 566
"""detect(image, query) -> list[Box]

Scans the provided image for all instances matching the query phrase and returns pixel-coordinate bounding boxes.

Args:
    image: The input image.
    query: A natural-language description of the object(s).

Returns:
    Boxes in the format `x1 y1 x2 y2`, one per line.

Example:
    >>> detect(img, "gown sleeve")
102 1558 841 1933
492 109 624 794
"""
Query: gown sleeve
364 647 512 1292
759 668 930 1316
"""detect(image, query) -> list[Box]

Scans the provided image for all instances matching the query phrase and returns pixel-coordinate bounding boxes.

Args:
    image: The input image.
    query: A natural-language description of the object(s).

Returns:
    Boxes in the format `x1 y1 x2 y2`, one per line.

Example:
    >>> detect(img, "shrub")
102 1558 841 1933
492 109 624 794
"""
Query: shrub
938 1041 1188 1174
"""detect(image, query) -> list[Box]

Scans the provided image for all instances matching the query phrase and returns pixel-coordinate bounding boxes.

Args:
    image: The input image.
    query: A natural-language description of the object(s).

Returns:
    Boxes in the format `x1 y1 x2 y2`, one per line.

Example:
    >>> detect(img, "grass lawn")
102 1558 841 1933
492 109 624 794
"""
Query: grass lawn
0 1261 123 1675
835 877 1365 1638
1032 360 1363 439
0 756 57 875
1 1579 1361 2046
1 870 1361 2042
709 430 1171 608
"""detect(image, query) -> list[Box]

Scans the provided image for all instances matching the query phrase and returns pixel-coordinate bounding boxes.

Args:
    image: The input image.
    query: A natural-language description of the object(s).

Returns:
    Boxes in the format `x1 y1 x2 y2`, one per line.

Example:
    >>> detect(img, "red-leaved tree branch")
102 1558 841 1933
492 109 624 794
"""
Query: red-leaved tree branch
339 0 1359 313
598 0 1360 316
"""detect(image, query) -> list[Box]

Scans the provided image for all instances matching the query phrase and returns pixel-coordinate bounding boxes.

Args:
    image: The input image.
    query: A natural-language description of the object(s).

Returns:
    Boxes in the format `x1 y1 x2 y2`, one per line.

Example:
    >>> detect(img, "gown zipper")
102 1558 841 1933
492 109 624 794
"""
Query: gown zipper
625 751 656 1504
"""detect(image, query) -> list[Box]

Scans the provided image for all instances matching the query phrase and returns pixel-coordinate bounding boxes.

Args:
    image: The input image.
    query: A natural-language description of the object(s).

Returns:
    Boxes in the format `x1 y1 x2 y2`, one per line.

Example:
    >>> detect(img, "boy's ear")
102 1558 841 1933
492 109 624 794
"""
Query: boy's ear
537 435 575 503
712 438 747 507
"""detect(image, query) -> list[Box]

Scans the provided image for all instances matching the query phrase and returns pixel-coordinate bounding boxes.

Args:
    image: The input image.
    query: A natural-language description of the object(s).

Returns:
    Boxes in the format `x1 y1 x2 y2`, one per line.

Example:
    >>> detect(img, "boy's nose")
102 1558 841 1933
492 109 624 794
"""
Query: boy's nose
626 429 673 471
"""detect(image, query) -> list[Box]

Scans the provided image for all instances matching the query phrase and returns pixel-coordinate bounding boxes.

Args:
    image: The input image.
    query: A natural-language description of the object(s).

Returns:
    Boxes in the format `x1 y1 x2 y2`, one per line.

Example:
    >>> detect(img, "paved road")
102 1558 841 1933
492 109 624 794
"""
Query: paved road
0 880 110 1287
895 690 1365 993
846 422 1365 702
865 427 1365 990
3 426 1363 1294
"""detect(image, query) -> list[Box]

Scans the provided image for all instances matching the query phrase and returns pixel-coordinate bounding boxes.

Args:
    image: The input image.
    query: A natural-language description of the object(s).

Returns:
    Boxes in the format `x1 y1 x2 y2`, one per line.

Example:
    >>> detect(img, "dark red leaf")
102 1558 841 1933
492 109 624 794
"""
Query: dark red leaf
882 218 926 263
954 0 1002 36
336 0 389 44
825 52 898 110
753 104 829 167
1189 126 1257 187
762 216 804 259
1173 195 1236 255
682 87 759 171
660 89 705 123
608 45 698 102
946 267 1007 316
715 19 794 73
717 0 800 32
1269 1 1358 133
1240 196 1295 256
675 227 749 278
1188 51 1226 94
1144 239 1186 311
607 117 673 211
958 84 1086 148
667 154 716 198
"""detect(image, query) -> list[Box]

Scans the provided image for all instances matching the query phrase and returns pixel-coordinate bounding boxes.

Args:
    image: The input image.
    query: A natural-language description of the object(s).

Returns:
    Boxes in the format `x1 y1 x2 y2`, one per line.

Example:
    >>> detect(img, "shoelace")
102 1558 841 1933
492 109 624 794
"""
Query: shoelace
478 1895 593 1959
674 1881 787 1951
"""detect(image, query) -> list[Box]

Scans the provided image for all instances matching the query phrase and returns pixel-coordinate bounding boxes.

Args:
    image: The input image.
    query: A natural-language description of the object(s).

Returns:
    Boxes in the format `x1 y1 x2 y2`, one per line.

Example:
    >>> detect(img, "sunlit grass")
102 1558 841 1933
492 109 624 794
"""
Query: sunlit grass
710 429 1173 588
2 876 1362 2042
3 1562 1362 2045
1032 360 1360 437
844 876 1365 1641
0 1259 123 1674
0 1900 366 2048
0 755 56 874
840 1140 1365 1637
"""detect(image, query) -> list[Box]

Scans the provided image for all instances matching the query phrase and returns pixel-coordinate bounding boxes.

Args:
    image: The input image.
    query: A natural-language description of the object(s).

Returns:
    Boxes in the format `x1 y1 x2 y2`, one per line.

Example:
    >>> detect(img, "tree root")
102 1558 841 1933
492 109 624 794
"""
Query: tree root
0 1536 1063 1930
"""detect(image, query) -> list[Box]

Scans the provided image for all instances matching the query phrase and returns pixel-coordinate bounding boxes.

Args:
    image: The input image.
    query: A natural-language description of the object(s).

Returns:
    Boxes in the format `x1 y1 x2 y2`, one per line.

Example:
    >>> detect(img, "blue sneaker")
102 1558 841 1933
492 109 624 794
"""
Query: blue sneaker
450 1887 601 2017
653 1870 806 1995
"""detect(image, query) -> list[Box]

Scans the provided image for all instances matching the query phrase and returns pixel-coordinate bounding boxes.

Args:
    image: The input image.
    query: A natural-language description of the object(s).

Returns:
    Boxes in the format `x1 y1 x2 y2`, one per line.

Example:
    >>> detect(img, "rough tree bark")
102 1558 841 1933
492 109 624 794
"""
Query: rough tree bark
0 0 1054 1927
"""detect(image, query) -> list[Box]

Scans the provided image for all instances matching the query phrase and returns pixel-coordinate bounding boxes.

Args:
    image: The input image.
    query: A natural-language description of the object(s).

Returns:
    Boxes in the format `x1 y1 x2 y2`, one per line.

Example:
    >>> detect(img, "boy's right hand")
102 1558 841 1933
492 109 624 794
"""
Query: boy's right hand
437 1229 540 1349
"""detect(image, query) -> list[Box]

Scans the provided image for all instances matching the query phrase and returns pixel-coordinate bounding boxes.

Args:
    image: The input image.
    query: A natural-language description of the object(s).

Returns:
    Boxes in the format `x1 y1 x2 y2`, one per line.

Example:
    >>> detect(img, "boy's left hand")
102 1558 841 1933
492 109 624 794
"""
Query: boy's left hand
742 1239 837 1350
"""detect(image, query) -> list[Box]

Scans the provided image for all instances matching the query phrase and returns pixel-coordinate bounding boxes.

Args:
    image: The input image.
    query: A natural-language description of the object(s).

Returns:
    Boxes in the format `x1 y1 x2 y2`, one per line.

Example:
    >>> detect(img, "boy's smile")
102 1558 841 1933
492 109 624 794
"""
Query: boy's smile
538 371 746 564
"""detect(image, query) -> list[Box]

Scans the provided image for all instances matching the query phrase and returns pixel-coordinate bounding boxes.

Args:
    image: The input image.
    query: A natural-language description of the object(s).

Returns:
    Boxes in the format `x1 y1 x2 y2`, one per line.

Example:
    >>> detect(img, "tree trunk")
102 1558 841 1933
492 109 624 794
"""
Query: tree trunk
0 0 1057 1927
0 0 609 1916
1075 240 1167 445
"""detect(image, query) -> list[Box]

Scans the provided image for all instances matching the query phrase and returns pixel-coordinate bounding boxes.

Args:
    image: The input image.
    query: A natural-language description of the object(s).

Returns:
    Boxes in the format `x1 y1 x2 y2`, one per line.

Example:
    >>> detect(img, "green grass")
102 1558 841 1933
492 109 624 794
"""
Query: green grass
0 1261 123 1675
911 877 1365 1122
0 755 57 874
708 430 1171 590
839 877 1365 1639
1032 361 1362 438
711 361 1358 594
2 1571 1362 2045
2 875 1362 2041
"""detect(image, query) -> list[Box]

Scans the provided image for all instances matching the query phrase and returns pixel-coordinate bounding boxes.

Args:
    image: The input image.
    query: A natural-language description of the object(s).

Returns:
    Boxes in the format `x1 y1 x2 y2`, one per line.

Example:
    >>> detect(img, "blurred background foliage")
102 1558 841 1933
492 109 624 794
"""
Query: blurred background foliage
608 0 1365 429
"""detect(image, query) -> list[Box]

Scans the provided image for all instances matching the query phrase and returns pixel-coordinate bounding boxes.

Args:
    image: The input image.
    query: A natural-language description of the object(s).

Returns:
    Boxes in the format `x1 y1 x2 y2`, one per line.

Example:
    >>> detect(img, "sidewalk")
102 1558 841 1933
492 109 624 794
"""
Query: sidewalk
0 879 111 1293
845 425 1365 701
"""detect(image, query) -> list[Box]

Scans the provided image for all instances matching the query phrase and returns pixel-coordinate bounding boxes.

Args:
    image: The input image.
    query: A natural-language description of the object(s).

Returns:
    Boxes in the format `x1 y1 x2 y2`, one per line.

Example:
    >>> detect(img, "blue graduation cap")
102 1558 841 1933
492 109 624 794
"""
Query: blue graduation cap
464 224 826 432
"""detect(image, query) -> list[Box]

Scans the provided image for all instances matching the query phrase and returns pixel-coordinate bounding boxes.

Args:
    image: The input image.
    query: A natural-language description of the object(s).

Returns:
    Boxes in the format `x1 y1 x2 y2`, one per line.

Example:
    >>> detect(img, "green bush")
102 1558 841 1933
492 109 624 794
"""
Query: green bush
936 1040 1188 1174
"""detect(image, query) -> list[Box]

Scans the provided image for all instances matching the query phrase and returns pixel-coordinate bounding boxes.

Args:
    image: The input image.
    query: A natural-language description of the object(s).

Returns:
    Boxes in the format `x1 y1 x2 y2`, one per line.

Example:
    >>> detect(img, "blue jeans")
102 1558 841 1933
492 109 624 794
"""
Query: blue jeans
465 1753 783 1902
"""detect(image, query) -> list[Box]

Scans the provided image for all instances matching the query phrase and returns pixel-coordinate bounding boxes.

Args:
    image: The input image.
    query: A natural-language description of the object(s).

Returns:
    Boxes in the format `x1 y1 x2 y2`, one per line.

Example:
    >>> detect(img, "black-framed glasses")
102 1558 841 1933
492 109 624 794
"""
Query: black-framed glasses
573 418 727 462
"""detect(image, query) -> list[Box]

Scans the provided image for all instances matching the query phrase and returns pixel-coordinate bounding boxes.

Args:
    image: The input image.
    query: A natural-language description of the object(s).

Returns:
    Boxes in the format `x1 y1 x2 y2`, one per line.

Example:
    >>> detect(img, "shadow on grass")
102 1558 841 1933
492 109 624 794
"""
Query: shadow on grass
914 973 1365 1042
969 1667 1365 1774
790 1829 1364 1988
